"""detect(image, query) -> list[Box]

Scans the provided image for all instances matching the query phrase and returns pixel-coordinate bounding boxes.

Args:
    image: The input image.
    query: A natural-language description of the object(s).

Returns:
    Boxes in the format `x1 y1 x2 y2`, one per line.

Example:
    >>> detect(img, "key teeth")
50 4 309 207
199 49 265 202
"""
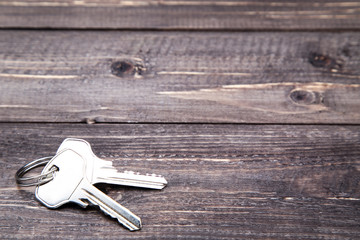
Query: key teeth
144 173 163 178
98 205 117 219
125 171 164 179
98 205 141 231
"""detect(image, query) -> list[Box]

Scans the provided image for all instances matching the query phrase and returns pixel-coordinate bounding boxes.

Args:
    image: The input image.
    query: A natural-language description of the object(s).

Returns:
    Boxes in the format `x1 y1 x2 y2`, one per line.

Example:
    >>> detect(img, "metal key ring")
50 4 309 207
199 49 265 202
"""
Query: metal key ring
15 156 57 187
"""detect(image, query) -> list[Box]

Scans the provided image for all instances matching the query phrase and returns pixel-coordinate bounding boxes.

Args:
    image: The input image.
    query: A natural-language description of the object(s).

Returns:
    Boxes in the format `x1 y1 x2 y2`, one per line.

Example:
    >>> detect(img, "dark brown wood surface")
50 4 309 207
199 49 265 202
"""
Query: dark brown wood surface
1 124 359 239
1 31 360 123
1 0 360 30
1 1 360 239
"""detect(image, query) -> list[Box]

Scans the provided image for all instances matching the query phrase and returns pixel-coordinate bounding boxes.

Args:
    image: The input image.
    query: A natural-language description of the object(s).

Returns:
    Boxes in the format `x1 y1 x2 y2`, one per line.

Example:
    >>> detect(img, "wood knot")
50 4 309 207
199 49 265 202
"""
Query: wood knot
290 90 322 105
308 52 342 72
110 60 145 78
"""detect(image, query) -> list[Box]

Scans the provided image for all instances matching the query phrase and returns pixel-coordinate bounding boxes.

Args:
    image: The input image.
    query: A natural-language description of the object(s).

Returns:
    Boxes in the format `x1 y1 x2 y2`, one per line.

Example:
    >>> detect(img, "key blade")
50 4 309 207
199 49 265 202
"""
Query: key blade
75 181 141 231
94 168 168 189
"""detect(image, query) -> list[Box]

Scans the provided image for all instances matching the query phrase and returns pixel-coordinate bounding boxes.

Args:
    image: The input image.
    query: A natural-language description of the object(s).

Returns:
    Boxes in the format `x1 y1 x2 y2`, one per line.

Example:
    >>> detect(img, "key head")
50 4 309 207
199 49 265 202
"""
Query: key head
35 149 86 208
57 138 95 157
57 138 112 183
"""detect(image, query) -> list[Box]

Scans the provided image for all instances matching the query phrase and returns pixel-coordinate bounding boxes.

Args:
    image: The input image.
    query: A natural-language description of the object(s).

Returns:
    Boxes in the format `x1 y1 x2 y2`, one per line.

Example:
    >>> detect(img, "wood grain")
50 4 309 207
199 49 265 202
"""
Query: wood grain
0 123 359 239
1 31 360 123
0 0 360 30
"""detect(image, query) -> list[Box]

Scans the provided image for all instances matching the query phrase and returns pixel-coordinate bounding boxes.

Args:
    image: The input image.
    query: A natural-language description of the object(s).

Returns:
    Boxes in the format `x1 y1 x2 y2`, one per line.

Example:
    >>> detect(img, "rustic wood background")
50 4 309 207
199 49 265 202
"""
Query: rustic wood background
0 1 359 239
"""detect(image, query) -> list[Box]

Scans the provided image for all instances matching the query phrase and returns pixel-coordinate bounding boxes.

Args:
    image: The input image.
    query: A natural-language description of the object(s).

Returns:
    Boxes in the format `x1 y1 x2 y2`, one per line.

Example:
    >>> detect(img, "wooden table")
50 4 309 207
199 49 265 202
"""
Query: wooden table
1 1 359 239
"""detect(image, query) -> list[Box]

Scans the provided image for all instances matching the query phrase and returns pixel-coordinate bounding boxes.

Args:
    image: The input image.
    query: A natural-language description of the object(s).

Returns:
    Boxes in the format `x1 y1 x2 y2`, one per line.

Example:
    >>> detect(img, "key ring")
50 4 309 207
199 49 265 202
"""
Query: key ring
15 156 57 187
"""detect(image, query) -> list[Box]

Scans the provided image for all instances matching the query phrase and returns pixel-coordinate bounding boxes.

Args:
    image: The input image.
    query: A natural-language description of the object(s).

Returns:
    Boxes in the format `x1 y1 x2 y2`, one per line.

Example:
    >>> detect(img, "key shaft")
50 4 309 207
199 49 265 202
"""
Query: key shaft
94 167 167 189
73 180 141 231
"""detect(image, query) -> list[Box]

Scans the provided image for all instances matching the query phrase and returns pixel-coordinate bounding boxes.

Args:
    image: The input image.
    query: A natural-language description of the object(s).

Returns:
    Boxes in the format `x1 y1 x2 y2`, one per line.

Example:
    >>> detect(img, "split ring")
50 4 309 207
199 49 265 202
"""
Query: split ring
15 156 57 187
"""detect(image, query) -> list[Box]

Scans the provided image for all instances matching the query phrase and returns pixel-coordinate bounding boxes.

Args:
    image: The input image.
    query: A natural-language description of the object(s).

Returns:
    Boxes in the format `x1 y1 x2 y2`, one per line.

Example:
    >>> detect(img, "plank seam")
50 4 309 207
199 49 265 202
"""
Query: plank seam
0 121 359 126
1 27 360 33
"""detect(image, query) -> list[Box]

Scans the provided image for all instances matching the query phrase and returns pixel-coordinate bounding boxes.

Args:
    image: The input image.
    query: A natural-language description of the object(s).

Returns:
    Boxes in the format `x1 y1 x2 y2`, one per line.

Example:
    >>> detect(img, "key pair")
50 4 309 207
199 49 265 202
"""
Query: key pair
35 138 167 231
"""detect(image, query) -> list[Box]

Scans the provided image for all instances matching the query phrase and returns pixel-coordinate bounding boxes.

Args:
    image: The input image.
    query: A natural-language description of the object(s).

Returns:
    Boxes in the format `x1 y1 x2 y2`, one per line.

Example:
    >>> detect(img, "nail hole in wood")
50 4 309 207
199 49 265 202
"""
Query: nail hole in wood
83 118 96 124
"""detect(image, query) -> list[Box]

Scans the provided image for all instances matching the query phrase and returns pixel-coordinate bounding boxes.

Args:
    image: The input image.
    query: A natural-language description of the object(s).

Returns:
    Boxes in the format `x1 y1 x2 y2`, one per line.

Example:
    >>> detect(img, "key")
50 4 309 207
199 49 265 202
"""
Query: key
56 138 167 189
35 149 141 231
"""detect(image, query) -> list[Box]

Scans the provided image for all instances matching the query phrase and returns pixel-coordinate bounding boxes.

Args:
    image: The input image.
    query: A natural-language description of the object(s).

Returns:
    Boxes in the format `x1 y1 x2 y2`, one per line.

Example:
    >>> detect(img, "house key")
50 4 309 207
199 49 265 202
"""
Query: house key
56 138 167 189
35 149 142 231
16 138 168 231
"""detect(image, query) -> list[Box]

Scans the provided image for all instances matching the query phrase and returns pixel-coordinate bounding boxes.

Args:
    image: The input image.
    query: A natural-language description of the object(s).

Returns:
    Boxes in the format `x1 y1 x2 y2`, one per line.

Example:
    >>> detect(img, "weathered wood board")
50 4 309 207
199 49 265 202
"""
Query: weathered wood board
1 0 360 239
1 31 360 123
1 0 360 30
0 124 359 239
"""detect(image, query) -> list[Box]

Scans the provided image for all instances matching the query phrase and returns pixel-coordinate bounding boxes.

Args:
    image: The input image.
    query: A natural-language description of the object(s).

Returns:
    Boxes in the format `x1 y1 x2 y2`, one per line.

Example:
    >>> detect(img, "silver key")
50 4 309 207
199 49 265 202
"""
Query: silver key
56 138 167 189
35 149 141 231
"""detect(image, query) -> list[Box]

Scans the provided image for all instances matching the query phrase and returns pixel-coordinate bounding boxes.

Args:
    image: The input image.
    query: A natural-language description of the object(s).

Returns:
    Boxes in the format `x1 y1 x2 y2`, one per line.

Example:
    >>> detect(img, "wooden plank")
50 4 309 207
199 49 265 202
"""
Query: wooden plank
0 0 360 30
0 123 359 239
1 31 360 124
